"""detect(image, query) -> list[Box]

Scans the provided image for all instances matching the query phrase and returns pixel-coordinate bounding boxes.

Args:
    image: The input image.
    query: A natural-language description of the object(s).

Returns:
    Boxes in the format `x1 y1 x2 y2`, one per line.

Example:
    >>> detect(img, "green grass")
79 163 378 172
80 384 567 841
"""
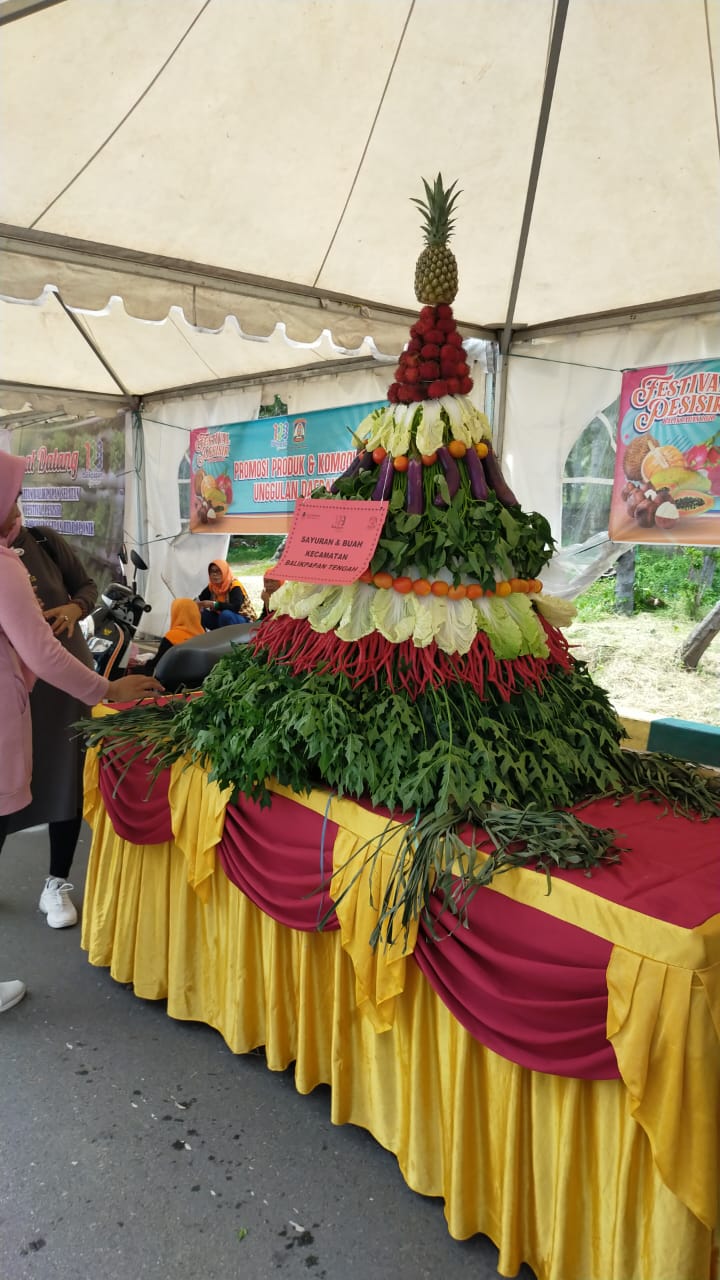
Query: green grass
577 547 720 622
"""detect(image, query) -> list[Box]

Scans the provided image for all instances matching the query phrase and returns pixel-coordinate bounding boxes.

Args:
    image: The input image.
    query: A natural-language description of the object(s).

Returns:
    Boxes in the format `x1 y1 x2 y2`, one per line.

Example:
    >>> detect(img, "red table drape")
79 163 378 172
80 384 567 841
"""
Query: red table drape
97 757 720 1081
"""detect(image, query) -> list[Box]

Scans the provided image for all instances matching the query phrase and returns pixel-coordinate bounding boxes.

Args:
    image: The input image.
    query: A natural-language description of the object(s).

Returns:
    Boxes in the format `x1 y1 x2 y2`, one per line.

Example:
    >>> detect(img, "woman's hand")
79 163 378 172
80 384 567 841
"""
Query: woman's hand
43 601 84 638
105 675 164 702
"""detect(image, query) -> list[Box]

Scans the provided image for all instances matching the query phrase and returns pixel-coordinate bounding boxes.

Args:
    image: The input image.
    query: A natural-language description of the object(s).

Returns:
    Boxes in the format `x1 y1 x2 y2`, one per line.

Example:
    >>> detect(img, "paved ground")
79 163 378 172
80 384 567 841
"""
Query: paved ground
0 825 536 1280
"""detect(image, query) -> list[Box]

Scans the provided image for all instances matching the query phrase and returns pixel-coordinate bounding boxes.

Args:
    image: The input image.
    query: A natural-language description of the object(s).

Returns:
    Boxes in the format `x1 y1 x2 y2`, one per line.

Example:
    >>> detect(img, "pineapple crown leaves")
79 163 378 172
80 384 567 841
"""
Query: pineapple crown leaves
411 173 462 247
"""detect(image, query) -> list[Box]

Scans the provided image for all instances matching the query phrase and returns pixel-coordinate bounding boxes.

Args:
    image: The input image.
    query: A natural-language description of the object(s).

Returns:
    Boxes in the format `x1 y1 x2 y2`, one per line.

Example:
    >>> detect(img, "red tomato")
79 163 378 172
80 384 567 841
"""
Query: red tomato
466 584 484 600
393 455 409 472
372 446 387 464
373 571 393 590
412 578 432 597
430 580 449 597
421 452 438 466
447 584 467 600
392 576 413 594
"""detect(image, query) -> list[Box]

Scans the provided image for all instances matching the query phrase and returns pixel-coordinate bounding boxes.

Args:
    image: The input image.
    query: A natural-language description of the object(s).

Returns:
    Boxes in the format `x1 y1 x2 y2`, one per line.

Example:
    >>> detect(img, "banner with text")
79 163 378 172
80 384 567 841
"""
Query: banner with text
189 400 384 534
608 358 720 546
3 415 126 589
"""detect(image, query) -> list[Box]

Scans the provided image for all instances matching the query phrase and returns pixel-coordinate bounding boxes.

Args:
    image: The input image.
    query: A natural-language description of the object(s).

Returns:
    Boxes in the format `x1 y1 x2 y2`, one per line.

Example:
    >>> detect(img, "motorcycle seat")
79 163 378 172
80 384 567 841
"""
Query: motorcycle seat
154 623 258 692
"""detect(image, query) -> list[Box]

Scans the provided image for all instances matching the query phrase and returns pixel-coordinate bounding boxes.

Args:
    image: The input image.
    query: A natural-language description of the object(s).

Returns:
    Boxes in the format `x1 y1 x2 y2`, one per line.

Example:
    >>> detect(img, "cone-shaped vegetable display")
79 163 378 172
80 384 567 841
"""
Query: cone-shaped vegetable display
84 178 719 946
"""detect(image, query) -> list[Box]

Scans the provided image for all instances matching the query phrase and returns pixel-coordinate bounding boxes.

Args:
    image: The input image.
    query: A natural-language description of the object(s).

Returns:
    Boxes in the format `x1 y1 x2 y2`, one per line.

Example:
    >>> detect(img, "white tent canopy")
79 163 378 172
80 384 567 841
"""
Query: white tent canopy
1 0 719 409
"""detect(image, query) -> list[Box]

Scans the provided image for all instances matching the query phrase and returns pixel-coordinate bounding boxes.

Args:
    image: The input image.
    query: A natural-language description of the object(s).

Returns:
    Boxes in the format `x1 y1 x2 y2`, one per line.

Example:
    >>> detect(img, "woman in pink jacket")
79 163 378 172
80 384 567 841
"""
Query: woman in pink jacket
0 451 162 1014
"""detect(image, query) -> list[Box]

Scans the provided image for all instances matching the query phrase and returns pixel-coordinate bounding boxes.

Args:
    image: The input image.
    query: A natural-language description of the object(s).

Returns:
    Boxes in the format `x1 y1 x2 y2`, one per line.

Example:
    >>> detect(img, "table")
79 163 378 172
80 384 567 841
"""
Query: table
81 747 720 1280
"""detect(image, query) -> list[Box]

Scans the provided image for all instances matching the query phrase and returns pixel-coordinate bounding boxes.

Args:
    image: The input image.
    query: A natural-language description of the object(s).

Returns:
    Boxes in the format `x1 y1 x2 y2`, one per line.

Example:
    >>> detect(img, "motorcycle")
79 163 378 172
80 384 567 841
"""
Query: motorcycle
82 546 152 679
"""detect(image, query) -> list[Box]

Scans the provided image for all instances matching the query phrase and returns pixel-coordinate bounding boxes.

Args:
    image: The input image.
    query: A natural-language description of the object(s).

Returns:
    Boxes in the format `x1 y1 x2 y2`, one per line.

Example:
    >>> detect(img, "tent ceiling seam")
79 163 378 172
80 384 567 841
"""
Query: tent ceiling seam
52 291 131 396
311 0 416 289
499 0 569 358
29 0 212 228
704 0 720 162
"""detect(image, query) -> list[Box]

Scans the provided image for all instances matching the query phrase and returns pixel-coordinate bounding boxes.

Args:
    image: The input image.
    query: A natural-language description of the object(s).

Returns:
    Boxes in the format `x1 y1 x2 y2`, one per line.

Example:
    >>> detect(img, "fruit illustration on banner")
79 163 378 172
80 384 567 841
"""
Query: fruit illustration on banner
194 468 234 524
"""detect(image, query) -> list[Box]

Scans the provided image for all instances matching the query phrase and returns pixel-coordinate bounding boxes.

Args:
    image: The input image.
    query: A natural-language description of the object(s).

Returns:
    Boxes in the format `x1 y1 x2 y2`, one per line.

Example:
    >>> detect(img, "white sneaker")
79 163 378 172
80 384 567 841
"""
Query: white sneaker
0 979 27 1013
39 878 78 929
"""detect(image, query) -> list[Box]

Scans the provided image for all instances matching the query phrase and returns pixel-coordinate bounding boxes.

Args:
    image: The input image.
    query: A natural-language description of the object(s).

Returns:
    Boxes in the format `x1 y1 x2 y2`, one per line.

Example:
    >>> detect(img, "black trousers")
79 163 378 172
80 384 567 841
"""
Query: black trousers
0 813 82 880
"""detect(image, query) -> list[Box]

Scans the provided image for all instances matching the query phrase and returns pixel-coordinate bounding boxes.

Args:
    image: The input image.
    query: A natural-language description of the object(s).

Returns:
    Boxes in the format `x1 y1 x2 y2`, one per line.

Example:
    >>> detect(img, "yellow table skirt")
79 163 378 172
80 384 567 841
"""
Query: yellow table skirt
80 800 719 1280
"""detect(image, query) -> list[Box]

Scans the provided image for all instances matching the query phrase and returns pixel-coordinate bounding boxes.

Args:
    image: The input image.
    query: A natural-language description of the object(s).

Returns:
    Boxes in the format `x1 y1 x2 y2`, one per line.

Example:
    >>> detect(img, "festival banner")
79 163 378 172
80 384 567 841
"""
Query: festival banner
1 415 126 589
189 401 385 534
608 358 720 546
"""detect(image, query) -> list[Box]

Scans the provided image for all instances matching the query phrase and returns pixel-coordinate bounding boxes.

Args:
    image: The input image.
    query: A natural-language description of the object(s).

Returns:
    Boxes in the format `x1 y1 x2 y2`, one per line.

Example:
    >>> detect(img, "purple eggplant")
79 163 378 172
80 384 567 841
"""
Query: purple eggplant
406 457 424 515
372 454 395 501
482 445 518 506
433 445 461 507
463 447 489 500
330 449 374 492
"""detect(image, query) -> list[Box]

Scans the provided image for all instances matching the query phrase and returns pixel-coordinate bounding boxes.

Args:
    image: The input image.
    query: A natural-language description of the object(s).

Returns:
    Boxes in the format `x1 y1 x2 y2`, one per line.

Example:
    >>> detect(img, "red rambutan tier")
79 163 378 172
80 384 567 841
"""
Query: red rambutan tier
415 318 434 335
441 359 460 378
436 303 453 320
425 328 445 344
427 379 449 398
251 612 573 701
407 338 422 354
440 344 458 361
419 361 440 381
420 344 440 359
447 332 464 347
436 316 456 333
387 382 399 402
404 366 420 383
397 384 415 402
419 305 436 322
446 377 460 394
459 376 474 394
456 362 470 377
411 386 424 401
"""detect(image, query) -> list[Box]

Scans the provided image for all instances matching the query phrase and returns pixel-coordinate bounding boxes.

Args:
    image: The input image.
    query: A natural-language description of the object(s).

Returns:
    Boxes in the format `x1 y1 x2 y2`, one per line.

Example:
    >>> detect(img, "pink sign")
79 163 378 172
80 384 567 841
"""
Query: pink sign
275 498 389 584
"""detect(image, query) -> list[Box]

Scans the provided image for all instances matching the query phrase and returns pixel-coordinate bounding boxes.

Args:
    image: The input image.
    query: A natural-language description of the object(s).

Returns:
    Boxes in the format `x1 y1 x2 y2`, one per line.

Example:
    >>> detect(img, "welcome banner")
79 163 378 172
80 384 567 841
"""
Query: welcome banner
608 358 720 546
189 401 384 534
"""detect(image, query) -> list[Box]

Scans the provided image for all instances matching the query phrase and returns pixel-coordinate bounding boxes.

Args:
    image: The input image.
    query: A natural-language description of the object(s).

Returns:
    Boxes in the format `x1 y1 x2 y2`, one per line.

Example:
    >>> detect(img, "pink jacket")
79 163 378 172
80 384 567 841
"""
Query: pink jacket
0 545 110 815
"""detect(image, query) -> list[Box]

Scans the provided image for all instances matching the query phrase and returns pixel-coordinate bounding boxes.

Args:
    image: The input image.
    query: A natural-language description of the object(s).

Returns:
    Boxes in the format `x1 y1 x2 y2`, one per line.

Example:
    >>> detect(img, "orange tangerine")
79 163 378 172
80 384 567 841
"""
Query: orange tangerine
466 584 484 600
412 578 432 597
393 455 409 472
430 580 450 596
475 442 489 458
447 440 467 458
447 584 467 600
373 571 393 590
495 581 512 597
392 576 413 594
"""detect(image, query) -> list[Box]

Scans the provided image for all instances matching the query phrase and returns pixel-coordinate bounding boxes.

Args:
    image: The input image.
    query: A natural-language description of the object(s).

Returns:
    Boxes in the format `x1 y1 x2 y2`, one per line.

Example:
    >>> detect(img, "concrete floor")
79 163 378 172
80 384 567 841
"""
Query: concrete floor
0 825 536 1280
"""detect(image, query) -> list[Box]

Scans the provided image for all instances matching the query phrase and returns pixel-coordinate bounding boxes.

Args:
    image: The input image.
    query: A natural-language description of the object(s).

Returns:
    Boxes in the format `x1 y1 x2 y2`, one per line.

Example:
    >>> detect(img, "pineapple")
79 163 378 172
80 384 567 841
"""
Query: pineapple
412 173 461 305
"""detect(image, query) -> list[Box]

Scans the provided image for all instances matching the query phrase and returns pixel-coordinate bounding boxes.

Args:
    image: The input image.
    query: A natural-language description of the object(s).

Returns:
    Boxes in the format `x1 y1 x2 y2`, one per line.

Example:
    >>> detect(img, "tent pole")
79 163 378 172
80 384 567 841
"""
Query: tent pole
139 355 394 406
495 0 569 458
52 292 131 396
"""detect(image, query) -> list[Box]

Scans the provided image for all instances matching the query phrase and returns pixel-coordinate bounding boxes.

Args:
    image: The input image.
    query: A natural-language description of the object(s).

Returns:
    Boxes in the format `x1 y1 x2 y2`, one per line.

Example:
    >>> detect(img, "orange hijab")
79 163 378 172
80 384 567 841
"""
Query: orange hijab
165 597 204 646
207 559 240 600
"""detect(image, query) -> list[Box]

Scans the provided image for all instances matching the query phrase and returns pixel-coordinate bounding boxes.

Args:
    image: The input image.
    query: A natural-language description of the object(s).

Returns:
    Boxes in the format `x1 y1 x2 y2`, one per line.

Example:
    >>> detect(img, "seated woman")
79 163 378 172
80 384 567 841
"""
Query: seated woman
198 561 256 630
148 597 203 673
